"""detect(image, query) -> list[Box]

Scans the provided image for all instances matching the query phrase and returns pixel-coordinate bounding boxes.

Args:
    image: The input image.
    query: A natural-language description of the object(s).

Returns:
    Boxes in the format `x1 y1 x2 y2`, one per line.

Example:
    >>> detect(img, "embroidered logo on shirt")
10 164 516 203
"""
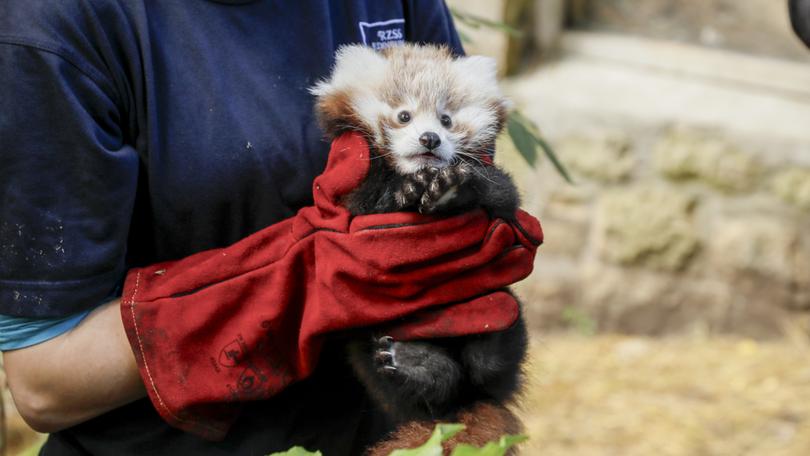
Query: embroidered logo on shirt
359 19 405 50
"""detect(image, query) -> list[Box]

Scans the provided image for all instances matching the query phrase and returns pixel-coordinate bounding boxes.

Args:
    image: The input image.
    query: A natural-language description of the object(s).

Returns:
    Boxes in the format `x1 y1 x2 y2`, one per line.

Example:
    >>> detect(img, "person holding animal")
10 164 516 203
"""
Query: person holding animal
0 1 539 454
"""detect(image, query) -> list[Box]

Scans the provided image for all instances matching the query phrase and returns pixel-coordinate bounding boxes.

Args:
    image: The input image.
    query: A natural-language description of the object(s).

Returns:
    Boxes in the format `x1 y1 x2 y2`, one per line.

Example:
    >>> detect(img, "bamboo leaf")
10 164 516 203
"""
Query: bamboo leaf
450 434 528 456
389 424 466 456
509 110 539 135
508 111 574 183
536 134 573 184
449 7 523 37
507 115 538 167
456 27 473 44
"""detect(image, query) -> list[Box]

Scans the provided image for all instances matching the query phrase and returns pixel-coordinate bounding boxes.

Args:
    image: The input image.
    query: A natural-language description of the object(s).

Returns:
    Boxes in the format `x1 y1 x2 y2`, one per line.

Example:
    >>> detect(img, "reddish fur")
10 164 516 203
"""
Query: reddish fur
490 101 509 133
365 403 523 456
315 89 373 139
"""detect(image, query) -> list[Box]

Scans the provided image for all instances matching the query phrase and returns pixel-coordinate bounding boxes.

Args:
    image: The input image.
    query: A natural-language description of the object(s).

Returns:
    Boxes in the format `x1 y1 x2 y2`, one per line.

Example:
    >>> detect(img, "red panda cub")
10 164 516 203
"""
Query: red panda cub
311 44 528 455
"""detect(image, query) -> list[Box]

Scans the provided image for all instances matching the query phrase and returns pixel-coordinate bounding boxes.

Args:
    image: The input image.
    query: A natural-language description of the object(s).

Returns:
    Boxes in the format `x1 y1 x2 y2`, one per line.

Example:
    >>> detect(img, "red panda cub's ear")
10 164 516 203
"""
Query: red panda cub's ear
451 55 512 132
311 87 362 139
311 45 390 140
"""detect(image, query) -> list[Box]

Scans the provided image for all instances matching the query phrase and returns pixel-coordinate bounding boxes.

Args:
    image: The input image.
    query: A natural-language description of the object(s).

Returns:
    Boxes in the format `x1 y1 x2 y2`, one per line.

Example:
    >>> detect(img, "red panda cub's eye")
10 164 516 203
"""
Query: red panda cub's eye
397 111 411 124
440 114 452 128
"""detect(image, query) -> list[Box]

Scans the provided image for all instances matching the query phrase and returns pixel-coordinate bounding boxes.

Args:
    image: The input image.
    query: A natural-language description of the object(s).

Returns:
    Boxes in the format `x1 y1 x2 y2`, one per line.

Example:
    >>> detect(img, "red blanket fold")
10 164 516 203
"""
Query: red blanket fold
120 132 542 439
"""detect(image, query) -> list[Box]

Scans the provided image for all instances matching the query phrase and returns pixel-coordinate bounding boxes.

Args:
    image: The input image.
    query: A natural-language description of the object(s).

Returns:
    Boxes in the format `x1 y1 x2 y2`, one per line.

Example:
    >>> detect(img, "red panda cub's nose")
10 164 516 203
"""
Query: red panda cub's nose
419 132 441 150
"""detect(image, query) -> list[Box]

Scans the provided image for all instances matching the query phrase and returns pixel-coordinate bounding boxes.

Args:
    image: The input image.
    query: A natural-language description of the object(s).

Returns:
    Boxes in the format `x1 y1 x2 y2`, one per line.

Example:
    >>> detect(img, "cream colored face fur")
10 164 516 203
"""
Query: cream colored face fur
312 44 510 174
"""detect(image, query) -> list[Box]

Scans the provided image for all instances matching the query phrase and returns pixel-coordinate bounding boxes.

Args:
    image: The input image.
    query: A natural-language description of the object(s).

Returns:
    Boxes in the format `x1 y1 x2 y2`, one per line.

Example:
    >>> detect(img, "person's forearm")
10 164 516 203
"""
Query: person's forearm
2 300 146 432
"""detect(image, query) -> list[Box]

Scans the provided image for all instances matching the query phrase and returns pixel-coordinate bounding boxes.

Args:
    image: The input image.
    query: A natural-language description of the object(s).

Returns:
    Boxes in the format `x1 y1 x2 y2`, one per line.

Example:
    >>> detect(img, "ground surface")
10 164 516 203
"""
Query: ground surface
517 333 810 456
5 333 810 455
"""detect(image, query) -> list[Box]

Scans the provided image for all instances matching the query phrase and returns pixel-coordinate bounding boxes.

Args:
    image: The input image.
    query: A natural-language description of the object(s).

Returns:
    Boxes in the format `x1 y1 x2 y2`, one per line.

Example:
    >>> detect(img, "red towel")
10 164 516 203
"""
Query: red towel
120 132 542 439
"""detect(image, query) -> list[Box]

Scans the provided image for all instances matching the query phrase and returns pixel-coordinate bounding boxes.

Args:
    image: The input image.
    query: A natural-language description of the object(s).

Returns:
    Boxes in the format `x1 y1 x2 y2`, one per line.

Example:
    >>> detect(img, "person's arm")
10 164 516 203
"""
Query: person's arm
3 300 145 432
1 31 141 431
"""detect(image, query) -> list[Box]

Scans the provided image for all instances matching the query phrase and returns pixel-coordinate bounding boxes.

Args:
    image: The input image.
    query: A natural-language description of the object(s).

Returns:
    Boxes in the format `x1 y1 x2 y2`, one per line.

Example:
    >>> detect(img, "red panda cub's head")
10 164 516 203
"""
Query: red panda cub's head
311 44 510 174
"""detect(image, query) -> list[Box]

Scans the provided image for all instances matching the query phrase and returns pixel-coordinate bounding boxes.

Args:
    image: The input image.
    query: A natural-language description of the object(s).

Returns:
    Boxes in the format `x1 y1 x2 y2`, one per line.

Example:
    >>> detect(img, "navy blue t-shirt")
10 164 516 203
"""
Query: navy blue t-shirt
0 0 463 453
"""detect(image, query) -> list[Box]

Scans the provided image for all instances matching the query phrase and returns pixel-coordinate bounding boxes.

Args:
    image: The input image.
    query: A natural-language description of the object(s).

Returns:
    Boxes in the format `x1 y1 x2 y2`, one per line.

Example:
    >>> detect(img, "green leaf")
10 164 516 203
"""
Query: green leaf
509 110 538 135
535 134 573 184
507 111 574 184
561 306 597 336
456 27 473 44
507 115 538 167
449 7 523 38
390 423 466 456
450 435 528 456
267 446 322 456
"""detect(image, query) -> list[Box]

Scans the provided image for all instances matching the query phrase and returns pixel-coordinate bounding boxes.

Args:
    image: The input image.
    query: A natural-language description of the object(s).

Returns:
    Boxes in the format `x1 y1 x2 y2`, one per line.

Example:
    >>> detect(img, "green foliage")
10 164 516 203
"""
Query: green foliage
268 423 526 456
448 8 523 39
454 27 473 45
268 446 322 456
452 435 528 456
389 423 465 456
561 306 597 336
508 112 573 183
506 114 537 166
449 7 572 182
389 423 526 456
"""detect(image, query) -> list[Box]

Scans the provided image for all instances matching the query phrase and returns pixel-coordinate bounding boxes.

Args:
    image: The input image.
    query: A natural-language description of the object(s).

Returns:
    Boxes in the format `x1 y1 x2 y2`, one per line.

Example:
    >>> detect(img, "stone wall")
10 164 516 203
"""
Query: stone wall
449 0 810 338
498 124 810 339
576 0 810 63
448 0 810 73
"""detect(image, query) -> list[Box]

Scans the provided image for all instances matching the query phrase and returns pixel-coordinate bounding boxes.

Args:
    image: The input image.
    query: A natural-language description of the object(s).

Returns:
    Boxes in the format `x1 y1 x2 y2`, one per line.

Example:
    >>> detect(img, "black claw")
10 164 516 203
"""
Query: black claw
439 167 454 184
379 365 398 375
394 191 407 207
418 194 436 214
375 350 394 365
374 336 398 373
458 164 472 180
414 169 433 185
403 182 417 197
401 163 475 215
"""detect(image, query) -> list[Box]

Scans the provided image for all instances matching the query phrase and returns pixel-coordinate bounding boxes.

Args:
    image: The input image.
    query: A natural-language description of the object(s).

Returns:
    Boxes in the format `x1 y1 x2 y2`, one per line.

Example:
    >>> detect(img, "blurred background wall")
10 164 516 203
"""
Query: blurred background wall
451 0 810 340
448 1 810 454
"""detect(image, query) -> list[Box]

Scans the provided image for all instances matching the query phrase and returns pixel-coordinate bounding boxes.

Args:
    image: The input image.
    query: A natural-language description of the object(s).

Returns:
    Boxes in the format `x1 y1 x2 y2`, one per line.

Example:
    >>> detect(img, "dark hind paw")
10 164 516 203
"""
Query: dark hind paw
374 335 398 375
461 317 528 403
371 336 463 407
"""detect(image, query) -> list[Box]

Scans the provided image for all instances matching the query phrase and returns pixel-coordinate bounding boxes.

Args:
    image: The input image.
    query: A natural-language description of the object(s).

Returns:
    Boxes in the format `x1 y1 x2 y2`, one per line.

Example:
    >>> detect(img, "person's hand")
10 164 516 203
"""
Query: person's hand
120 132 542 439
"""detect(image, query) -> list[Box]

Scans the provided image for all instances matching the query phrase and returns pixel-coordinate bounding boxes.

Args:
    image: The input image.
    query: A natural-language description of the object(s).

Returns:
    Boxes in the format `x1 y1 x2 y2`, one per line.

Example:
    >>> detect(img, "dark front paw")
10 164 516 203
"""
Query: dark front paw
394 164 475 214
418 164 474 214
393 168 435 210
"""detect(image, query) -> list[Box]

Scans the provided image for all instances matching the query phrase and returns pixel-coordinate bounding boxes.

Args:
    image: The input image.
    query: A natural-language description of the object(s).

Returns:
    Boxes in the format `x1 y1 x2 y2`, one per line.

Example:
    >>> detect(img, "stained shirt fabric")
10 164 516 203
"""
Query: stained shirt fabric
0 0 463 453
